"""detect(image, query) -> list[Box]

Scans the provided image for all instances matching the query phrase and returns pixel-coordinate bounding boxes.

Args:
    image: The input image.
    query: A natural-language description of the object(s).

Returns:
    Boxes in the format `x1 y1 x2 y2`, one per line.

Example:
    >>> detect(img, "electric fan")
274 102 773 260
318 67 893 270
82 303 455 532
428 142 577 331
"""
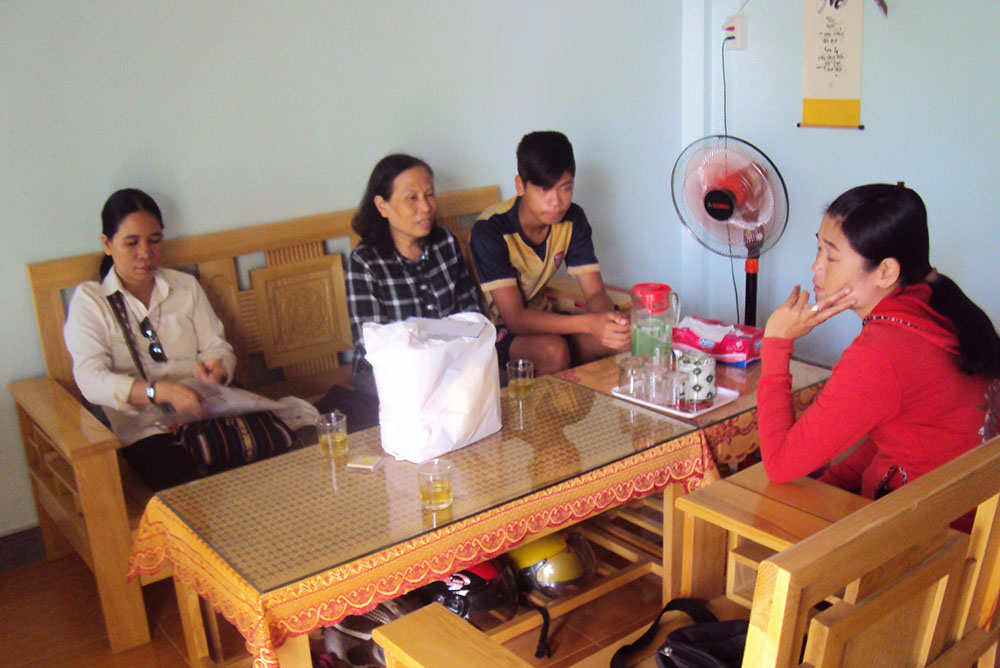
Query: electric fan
671 135 789 326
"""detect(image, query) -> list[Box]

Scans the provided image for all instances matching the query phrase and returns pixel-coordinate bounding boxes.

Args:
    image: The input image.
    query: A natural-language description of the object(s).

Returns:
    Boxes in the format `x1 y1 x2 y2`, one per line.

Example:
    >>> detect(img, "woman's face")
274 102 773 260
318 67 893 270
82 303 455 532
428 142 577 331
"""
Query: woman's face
812 215 895 317
102 210 164 289
374 166 436 250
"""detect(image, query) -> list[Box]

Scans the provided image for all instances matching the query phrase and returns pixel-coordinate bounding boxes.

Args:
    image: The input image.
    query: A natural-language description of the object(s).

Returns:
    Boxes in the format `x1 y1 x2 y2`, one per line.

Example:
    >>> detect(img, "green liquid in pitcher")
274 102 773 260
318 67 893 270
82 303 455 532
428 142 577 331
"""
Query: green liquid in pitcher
632 318 670 358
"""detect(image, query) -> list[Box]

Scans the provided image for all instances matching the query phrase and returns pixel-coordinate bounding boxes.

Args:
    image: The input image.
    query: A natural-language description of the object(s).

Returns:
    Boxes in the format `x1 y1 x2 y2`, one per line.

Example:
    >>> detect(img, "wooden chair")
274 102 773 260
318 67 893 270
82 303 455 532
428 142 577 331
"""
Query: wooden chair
7 185 501 654
373 435 1000 668
742 434 1000 668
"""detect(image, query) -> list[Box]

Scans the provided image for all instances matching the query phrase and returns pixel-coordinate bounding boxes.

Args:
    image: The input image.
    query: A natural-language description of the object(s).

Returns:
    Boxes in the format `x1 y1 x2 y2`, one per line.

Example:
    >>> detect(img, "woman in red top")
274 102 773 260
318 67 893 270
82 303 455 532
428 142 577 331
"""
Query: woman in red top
758 183 1000 501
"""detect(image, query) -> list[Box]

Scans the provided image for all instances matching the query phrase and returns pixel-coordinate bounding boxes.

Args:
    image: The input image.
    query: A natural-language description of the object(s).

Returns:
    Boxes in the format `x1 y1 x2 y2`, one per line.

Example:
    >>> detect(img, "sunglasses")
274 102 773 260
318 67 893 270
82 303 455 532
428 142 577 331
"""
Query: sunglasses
138 317 167 363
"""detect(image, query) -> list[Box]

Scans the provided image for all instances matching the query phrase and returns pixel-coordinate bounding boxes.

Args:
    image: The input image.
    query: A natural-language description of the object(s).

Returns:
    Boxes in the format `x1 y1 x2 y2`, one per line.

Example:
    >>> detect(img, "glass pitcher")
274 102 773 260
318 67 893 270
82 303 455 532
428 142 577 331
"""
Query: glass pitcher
630 283 681 364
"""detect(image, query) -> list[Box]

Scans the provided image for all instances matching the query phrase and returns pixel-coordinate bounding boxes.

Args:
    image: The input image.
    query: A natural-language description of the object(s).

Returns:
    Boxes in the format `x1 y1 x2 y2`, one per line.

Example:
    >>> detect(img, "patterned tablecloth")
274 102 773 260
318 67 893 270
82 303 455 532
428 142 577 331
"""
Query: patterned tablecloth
128 376 718 668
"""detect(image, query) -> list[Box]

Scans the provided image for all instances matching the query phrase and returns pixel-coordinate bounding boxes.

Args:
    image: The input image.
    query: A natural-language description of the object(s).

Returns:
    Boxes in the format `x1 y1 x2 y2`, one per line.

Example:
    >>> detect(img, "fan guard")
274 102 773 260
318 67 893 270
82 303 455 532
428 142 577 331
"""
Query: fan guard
670 135 789 326
671 135 788 259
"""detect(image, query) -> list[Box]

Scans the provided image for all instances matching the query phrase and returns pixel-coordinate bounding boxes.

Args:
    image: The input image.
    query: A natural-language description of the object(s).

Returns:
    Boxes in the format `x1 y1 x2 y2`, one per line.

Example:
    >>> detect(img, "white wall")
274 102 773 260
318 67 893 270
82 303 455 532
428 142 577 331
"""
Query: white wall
3 1 998 537
0 1 683 534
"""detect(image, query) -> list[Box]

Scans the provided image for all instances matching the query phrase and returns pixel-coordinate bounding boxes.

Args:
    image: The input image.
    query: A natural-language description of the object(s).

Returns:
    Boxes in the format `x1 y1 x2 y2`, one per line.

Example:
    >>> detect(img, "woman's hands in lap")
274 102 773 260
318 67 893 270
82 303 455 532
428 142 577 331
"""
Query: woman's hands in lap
157 380 207 420
193 358 228 384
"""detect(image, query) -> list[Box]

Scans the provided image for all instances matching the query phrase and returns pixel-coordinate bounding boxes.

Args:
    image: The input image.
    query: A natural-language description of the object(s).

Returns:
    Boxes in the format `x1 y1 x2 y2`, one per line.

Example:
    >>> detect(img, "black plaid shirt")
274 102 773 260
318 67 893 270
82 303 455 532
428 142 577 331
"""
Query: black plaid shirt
346 226 480 375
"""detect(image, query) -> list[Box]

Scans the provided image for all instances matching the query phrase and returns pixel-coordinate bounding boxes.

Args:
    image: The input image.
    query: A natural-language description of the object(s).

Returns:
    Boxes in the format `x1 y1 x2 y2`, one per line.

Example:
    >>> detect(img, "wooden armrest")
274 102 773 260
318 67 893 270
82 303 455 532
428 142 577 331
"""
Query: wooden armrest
372 603 530 668
8 376 120 462
543 276 632 314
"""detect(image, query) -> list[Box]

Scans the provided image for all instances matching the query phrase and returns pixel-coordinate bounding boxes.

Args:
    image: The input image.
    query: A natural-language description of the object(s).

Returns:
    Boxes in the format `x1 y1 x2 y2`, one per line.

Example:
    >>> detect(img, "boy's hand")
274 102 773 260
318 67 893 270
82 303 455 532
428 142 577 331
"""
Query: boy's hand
588 312 631 350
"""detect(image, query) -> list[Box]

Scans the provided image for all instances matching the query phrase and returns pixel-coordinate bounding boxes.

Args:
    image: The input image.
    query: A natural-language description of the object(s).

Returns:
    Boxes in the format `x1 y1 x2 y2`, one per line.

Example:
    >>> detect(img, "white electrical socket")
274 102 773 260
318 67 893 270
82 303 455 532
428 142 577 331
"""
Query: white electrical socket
723 14 747 50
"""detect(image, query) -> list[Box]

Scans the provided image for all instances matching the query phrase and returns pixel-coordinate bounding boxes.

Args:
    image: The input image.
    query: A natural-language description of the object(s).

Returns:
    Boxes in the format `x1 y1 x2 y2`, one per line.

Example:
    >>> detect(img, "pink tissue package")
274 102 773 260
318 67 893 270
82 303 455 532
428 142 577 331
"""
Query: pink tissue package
673 317 764 367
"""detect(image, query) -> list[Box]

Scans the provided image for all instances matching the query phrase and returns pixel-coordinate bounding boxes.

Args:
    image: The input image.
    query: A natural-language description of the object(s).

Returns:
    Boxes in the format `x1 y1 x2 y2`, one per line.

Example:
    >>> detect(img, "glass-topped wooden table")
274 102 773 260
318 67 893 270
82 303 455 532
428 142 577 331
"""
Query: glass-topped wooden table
128 376 718 668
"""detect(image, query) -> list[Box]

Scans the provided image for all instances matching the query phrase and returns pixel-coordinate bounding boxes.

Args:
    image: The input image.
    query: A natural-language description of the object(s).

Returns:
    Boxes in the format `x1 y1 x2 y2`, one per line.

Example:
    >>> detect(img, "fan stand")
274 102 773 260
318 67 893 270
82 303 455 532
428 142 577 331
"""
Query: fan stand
744 257 759 327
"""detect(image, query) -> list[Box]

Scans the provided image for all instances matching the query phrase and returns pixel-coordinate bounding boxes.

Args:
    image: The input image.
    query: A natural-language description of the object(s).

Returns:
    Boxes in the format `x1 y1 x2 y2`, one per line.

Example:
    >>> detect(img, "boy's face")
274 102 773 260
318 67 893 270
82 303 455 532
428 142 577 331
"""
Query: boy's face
515 171 574 227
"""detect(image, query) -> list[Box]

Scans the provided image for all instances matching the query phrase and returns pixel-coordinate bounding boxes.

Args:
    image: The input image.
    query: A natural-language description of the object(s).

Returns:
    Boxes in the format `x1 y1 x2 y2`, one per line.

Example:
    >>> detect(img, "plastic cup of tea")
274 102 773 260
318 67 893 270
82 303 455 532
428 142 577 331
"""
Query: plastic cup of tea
507 358 535 399
317 411 348 457
417 458 453 510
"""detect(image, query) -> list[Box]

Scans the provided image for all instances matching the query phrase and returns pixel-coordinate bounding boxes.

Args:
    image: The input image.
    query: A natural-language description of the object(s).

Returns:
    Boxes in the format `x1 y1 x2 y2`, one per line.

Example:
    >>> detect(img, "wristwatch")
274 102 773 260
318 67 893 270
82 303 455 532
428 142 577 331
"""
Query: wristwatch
146 381 157 404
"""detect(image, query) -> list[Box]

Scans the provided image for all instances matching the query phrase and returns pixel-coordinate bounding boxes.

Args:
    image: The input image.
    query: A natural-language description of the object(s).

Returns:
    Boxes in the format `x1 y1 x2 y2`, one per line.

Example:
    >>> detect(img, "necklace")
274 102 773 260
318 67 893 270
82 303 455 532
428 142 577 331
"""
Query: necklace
862 314 925 333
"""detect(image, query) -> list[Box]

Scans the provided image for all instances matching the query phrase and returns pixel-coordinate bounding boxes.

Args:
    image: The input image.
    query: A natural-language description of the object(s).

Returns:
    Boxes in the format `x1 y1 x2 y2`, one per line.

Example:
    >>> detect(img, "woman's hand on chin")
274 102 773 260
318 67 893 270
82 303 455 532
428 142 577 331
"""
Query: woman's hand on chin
764 285 855 340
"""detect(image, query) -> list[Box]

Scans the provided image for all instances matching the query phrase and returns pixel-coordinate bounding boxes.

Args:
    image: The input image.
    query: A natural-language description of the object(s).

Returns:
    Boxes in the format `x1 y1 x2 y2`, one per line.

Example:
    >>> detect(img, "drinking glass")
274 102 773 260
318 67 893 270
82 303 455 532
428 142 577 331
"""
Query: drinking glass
317 411 348 457
416 458 453 510
507 359 535 399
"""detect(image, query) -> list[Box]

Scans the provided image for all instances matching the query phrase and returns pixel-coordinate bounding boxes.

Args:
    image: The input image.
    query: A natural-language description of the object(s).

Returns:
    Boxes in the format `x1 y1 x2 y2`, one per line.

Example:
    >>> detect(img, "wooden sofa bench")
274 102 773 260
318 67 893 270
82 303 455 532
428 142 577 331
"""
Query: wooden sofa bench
7 185 508 653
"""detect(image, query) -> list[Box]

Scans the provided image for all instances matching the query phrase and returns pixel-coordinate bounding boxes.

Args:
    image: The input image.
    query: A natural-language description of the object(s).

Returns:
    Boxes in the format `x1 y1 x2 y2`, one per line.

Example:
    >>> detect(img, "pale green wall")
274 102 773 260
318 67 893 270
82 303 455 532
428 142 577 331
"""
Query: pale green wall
688 1 1000 365
0 1 683 533
2 1 998 536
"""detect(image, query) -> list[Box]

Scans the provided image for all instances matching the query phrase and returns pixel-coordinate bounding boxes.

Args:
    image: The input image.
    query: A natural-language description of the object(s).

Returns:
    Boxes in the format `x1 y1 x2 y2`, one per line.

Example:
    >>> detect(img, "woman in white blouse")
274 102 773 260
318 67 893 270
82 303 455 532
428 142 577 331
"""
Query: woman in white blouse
64 188 236 490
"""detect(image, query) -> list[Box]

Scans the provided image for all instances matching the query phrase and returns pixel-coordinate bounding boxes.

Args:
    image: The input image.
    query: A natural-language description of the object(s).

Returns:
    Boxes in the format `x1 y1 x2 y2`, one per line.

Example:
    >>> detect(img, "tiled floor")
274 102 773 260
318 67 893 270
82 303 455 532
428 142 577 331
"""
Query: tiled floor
0 553 189 668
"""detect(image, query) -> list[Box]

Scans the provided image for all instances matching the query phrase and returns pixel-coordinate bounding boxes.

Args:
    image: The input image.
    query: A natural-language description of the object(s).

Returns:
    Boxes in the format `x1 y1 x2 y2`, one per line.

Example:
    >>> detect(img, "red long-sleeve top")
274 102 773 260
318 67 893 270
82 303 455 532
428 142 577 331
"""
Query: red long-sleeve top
758 283 990 499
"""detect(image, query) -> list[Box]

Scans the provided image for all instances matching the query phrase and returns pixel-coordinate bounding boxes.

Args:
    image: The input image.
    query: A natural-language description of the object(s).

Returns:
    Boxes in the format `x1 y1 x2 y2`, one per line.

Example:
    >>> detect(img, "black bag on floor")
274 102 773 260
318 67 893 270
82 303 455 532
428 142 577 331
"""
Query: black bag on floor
610 598 747 668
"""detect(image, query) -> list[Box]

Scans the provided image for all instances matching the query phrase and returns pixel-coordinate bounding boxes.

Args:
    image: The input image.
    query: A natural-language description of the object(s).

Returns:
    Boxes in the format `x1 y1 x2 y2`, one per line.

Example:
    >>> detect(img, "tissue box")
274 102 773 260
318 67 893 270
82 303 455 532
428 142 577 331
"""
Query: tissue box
673 317 764 367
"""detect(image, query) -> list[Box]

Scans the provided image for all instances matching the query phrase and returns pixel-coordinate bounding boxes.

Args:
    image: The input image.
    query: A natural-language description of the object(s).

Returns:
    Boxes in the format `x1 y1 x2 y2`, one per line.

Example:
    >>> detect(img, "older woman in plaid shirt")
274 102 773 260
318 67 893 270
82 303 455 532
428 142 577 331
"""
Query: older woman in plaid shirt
346 154 481 396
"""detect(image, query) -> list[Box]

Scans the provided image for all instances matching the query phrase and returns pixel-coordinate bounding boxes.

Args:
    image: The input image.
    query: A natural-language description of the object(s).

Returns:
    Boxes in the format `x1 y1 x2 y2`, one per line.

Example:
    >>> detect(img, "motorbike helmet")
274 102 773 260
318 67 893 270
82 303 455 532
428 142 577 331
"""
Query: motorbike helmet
418 558 519 627
324 593 423 667
505 531 596 599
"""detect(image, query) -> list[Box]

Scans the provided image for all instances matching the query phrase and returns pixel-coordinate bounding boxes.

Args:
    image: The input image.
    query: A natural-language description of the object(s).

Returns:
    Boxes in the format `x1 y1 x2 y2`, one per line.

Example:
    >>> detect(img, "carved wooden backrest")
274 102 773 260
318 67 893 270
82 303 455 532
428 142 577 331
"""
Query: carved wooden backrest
26 185 500 398
743 435 1000 668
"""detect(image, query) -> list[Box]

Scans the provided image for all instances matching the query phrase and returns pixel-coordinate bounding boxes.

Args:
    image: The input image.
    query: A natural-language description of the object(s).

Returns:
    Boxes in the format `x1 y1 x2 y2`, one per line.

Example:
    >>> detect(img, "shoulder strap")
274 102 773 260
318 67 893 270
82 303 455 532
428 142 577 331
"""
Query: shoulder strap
107 291 147 381
610 598 717 668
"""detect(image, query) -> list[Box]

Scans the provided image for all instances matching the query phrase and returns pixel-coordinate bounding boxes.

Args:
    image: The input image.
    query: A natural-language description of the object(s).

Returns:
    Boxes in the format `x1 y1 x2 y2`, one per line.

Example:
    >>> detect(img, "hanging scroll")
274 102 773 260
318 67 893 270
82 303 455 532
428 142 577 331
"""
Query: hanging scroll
801 0 864 129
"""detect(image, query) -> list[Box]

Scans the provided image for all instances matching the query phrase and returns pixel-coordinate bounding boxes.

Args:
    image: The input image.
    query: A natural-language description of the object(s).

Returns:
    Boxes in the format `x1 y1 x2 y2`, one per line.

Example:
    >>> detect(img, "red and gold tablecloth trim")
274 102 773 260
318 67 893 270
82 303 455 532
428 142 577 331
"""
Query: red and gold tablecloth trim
701 383 825 466
128 430 716 668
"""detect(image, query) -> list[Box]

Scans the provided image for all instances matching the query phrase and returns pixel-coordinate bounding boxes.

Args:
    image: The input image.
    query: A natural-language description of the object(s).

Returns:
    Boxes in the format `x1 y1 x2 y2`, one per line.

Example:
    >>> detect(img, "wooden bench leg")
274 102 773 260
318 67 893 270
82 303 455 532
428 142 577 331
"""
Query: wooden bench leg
75 449 151 652
32 487 75 560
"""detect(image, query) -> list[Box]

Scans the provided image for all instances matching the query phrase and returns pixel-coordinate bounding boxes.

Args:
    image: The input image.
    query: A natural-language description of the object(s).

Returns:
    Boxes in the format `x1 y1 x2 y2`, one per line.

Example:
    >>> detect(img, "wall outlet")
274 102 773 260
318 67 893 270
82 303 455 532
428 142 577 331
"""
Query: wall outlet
723 14 747 50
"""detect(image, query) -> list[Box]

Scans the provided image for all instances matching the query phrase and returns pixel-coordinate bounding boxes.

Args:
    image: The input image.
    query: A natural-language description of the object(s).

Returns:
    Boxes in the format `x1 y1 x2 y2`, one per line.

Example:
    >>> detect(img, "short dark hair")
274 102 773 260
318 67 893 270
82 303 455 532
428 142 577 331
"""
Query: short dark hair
828 183 1000 378
352 154 433 257
516 131 575 189
99 188 163 279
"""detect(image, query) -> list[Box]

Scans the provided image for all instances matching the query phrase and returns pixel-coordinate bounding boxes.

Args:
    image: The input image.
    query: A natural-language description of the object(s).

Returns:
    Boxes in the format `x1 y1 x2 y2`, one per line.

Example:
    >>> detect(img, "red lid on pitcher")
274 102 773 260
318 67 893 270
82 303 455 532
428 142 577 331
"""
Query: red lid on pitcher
631 283 672 313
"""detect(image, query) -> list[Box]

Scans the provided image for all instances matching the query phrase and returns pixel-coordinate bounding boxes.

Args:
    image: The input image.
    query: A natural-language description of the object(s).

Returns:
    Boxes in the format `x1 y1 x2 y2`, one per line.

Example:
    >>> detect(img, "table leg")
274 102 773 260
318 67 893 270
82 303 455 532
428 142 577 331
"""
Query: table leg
679 512 728 600
174 577 210 668
275 634 311 668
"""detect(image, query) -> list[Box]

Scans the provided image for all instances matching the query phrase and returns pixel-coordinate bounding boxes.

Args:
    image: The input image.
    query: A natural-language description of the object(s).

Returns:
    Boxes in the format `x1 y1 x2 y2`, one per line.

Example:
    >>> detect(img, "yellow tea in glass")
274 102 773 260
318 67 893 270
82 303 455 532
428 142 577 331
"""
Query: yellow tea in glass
508 377 534 399
317 411 348 457
416 458 453 510
506 359 535 399
319 431 348 457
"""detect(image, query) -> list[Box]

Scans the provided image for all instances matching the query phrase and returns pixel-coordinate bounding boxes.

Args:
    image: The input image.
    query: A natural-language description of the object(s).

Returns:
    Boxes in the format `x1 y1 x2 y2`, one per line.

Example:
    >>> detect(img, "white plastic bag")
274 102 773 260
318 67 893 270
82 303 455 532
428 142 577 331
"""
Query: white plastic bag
363 313 501 463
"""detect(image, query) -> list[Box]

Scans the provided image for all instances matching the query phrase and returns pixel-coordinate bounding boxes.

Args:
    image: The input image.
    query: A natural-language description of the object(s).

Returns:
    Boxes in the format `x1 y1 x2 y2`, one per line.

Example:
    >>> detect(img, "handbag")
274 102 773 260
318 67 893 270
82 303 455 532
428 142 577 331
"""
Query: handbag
107 292 299 476
610 598 747 668
173 411 298 476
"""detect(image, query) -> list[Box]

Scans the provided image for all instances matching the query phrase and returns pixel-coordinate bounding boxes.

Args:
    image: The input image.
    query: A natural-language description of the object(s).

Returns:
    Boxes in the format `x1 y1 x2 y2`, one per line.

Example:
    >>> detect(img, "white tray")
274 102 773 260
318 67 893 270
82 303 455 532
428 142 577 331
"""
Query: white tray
610 385 739 419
